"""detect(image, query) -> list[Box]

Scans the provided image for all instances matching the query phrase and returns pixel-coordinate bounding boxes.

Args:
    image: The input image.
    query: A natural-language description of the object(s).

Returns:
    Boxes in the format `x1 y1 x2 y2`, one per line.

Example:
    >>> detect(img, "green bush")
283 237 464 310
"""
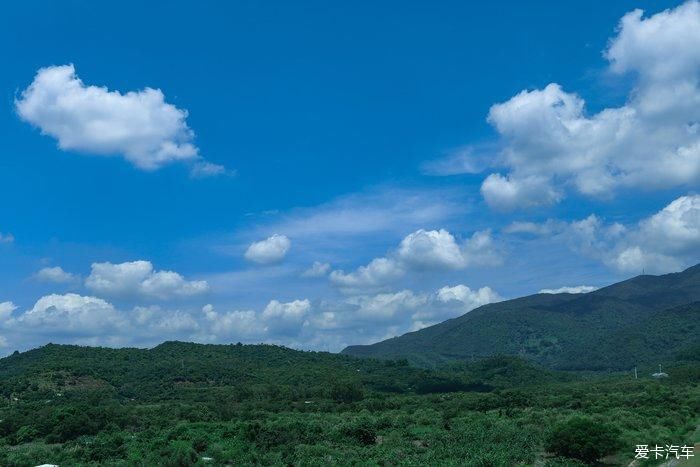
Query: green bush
546 416 621 463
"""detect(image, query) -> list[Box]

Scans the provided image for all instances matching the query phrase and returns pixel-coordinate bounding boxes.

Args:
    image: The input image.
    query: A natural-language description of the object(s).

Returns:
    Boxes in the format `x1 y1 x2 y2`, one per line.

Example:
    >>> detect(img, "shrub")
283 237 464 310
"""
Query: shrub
546 416 621 463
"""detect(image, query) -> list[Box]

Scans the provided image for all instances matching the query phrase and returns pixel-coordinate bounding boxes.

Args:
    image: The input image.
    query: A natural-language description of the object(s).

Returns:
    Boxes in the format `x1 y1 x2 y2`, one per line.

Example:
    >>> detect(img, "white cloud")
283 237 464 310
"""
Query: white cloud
35 266 77 283
13 293 125 333
0 233 14 244
512 194 700 274
0 302 17 321
347 284 501 329
435 284 501 309
244 234 291 264
413 284 501 326
199 299 313 340
461 230 503 267
609 194 700 273
468 2 700 209
201 305 261 339
1 294 205 348
330 229 501 293
481 173 562 211
261 299 311 321
195 284 501 349
0 278 503 352
16 64 223 173
539 285 598 294
349 290 427 321
190 161 230 178
135 306 200 333
330 257 405 293
605 2 700 83
85 260 208 299
397 229 468 270
302 261 331 278
392 228 502 279
261 299 312 335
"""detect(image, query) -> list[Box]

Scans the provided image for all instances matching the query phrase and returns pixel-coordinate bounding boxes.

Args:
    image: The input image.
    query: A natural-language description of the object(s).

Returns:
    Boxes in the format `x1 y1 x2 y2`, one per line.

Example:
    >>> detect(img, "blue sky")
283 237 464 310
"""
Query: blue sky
1 0 699 353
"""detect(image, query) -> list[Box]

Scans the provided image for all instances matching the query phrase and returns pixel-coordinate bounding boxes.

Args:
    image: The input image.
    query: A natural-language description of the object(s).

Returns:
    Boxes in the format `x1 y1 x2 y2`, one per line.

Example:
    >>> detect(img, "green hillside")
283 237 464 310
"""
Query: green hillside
0 341 539 404
342 265 700 370
0 342 698 466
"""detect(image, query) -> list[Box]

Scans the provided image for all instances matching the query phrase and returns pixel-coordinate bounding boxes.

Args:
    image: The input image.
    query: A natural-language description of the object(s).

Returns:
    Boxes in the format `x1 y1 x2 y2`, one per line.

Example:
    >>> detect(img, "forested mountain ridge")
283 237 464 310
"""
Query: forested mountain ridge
342 264 700 370
0 341 563 404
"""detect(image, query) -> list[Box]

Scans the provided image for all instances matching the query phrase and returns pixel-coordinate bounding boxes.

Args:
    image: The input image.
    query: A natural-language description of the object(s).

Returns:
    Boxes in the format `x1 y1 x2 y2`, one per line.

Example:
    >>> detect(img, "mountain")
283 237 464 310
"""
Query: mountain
342 264 700 370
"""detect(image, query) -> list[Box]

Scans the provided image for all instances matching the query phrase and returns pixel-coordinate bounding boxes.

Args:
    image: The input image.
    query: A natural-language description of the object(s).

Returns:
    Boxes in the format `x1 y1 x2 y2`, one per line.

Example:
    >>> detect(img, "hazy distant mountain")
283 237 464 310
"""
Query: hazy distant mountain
342 265 700 371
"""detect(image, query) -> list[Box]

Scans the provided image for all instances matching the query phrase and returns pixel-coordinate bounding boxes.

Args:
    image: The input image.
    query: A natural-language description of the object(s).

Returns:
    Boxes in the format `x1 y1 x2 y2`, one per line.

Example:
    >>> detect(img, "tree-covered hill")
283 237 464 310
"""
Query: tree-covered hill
0 342 698 466
342 265 700 370
0 341 563 406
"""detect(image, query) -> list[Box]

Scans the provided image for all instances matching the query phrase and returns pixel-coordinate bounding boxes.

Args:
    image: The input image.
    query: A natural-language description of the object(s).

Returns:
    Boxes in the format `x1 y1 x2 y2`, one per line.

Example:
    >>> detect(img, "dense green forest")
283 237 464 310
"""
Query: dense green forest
0 342 698 466
343 266 700 370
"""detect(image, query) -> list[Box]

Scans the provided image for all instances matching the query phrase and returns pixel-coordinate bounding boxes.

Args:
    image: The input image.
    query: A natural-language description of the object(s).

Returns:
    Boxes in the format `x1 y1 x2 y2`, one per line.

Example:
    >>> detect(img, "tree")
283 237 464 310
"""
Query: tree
546 416 621 463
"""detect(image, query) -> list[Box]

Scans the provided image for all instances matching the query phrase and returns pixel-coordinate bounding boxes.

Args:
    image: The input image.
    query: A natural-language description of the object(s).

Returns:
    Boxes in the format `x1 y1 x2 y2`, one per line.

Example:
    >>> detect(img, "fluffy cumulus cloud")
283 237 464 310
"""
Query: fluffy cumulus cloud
471 2 700 210
0 279 501 352
348 290 428 321
206 284 500 347
435 284 501 309
397 229 469 270
330 257 404 293
330 229 501 293
410 285 501 329
0 294 209 350
481 173 562 211
0 294 178 349
85 260 208 299
539 285 598 294
346 284 501 331
15 64 222 174
201 304 261 339
508 194 700 274
197 299 312 342
261 299 312 334
244 234 291 264
11 294 125 335
610 194 700 273
35 266 77 283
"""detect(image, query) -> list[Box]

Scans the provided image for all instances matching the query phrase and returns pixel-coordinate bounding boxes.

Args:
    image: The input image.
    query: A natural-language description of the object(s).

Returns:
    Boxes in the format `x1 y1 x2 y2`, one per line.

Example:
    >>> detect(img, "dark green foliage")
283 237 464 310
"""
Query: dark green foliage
339 416 377 445
343 265 700 370
329 380 364 403
546 416 621 463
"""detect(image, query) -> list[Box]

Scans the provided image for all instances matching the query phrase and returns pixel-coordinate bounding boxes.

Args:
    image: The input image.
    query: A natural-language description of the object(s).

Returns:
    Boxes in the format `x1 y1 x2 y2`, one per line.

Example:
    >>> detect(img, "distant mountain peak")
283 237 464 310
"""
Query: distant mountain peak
342 265 700 371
